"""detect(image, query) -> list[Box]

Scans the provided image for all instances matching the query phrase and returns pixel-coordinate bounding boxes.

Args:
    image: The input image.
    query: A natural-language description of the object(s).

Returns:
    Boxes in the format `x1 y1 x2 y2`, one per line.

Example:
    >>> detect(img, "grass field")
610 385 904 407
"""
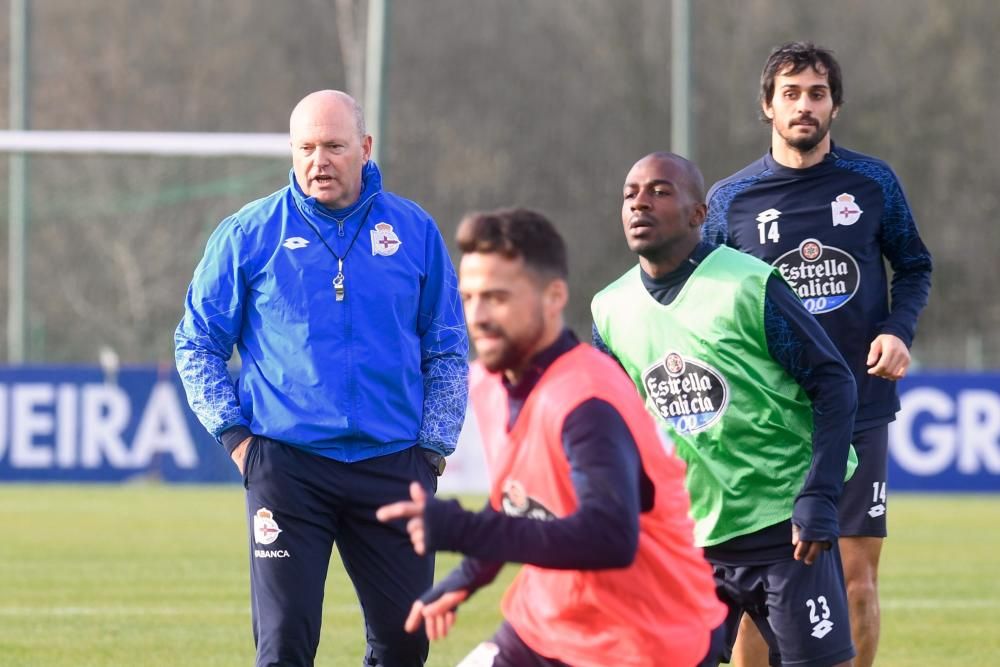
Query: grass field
1 486 997 666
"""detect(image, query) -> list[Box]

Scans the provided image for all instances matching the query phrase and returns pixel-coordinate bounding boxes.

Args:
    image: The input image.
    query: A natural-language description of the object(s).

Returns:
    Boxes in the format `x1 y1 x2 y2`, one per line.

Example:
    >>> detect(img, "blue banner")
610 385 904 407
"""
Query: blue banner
0 366 236 483
1 366 997 491
889 372 1000 491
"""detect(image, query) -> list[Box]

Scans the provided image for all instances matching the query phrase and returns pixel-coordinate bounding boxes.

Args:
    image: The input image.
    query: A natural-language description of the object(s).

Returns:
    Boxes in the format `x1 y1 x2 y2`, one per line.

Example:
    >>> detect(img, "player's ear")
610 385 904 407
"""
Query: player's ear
361 134 373 162
690 202 707 228
761 100 775 121
544 278 569 314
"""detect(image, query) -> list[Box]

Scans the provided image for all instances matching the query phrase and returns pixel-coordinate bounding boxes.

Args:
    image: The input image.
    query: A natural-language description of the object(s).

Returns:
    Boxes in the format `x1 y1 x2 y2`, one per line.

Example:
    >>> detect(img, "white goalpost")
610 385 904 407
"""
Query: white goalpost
0 130 290 157
0 129 291 364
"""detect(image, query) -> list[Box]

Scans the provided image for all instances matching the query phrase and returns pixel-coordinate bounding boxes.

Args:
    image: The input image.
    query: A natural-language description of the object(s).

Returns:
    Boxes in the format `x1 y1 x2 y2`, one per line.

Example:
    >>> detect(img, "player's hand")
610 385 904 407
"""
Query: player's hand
866 333 911 380
792 524 830 565
231 436 253 474
404 590 469 639
376 482 429 555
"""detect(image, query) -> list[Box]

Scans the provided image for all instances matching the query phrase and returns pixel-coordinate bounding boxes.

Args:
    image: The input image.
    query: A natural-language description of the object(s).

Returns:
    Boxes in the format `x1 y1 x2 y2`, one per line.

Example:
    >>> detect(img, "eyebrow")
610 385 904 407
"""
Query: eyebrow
624 178 676 189
780 83 830 90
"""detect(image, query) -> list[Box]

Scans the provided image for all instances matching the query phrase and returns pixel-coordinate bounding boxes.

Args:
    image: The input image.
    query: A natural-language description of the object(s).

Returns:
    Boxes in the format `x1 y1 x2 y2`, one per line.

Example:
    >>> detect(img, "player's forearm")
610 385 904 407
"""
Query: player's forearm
765 278 857 541
174 344 247 440
879 191 932 346
423 400 643 569
794 371 856 543
419 556 503 604
424 496 637 569
882 264 932 346
418 353 469 455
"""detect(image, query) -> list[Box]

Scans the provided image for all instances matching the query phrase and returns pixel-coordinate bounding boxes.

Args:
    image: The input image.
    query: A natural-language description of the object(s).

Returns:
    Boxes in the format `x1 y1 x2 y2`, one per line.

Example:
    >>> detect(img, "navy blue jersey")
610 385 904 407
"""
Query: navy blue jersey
704 145 932 428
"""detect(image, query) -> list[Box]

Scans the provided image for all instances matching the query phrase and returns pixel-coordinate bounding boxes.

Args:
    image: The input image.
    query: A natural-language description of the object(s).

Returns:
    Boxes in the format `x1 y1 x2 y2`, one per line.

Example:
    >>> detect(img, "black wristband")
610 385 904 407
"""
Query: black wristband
220 425 253 455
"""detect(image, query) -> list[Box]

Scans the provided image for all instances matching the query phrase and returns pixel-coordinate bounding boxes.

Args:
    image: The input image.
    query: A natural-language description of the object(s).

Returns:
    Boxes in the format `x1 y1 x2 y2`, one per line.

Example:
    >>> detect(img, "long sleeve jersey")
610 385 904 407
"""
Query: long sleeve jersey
704 145 932 429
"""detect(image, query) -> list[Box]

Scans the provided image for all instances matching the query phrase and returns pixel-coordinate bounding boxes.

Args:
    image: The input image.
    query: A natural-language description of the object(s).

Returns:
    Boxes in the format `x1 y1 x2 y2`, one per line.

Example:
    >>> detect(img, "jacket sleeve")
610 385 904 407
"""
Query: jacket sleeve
876 173 933 347
764 276 857 543
174 215 251 442
416 220 470 456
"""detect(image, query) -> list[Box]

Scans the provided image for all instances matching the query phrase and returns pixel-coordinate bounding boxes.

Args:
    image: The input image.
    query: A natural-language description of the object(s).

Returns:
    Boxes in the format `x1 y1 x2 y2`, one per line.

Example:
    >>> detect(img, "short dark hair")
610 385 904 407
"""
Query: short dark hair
455 208 568 280
759 41 843 122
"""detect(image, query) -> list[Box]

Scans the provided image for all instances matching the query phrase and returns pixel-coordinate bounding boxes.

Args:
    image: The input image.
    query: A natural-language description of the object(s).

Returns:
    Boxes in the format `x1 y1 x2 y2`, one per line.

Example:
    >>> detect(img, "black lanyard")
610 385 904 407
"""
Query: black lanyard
300 197 378 302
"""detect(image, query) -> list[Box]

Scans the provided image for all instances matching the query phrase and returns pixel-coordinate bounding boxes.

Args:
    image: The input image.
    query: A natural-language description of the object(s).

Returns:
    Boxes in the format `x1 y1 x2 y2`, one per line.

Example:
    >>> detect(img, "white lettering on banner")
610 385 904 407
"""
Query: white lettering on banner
890 388 1000 475
957 390 1000 474
132 383 198 467
0 380 198 470
57 384 77 467
12 384 56 468
81 384 132 467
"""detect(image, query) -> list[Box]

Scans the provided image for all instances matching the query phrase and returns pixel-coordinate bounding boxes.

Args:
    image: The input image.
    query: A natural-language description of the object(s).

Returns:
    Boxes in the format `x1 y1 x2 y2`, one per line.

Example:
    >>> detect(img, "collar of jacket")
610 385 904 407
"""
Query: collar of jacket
288 160 384 221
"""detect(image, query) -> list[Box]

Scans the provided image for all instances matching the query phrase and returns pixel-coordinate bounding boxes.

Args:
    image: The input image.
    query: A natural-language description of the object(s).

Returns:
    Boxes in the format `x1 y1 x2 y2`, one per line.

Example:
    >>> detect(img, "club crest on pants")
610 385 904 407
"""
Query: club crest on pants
254 508 282 545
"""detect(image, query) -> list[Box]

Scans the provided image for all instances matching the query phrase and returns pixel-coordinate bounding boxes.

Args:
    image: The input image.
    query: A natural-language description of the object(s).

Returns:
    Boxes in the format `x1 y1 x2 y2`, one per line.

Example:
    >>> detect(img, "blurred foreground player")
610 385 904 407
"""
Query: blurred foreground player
378 208 726 667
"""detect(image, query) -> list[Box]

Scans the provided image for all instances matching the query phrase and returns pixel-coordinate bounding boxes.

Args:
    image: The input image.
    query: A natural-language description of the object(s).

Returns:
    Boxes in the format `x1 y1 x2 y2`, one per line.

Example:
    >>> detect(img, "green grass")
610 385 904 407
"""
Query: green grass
0 486 996 666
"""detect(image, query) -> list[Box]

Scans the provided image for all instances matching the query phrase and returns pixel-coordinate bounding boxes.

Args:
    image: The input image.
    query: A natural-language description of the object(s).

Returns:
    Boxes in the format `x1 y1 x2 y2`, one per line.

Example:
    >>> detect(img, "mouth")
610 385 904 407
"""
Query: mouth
628 215 655 230
474 330 502 342
312 175 335 185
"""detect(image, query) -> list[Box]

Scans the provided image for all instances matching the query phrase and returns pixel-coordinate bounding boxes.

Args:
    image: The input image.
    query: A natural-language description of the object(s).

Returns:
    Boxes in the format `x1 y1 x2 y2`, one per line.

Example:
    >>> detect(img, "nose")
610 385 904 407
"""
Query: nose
631 190 651 211
464 296 487 328
312 146 332 166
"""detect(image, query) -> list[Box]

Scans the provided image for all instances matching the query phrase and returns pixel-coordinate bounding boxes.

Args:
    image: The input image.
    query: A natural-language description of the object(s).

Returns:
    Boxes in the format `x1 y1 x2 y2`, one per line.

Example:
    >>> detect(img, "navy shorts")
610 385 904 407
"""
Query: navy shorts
838 424 889 538
242 437 439 667
712 547 855 667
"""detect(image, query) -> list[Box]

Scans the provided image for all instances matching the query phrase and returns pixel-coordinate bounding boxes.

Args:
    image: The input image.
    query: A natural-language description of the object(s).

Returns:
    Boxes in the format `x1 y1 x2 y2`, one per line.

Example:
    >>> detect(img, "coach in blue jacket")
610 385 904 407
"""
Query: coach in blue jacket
175 90 469 667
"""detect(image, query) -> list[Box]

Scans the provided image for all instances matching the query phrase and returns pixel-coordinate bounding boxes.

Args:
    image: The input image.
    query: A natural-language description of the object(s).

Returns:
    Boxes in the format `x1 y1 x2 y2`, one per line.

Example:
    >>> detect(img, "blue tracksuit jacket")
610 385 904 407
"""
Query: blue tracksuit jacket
175 161 469 461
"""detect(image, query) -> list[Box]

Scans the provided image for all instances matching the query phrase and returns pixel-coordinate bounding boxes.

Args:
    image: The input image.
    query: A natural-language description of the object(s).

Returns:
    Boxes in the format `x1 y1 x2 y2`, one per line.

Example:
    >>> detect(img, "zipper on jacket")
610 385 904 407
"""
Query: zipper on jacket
338 221 345 237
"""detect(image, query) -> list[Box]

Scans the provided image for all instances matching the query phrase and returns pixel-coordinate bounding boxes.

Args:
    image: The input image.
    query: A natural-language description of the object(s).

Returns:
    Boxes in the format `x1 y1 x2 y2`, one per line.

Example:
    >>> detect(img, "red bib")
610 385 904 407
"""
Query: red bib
470 345 726 667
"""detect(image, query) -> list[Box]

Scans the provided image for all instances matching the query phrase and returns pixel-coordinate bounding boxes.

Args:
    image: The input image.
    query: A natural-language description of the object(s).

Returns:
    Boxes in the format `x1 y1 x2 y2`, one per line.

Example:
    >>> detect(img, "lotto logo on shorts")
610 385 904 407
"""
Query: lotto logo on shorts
806 596 834 639
812 619 834 639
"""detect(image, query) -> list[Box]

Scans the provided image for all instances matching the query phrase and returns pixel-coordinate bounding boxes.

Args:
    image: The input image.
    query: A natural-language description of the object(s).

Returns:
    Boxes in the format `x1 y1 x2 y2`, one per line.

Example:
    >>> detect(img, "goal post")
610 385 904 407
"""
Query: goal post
0 130 291 157
1 130 291 363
